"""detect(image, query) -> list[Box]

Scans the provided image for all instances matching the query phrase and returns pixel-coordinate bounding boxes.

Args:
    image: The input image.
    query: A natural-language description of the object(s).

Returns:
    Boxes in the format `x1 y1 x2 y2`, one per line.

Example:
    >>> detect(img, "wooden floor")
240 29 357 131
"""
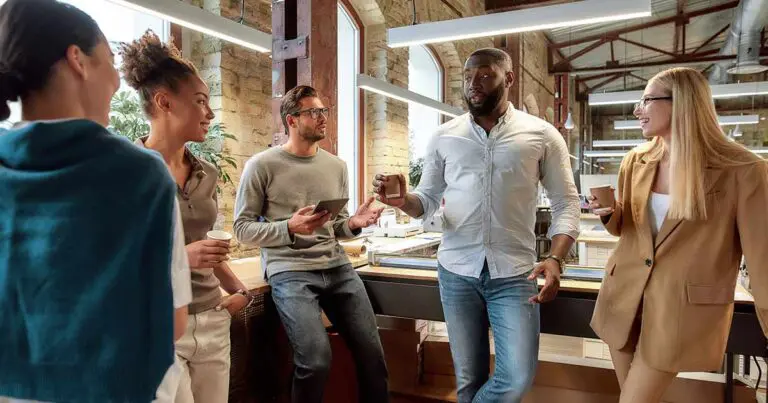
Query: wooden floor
387 334 761 403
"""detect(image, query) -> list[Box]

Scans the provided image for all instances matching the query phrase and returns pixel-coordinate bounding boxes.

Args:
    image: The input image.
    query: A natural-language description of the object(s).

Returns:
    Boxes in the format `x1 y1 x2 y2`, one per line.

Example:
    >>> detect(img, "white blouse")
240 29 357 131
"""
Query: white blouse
649 192 671 237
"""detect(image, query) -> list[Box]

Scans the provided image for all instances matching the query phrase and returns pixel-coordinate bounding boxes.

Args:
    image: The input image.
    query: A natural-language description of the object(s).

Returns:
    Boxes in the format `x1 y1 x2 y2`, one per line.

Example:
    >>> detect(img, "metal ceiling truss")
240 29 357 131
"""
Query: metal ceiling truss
547 1 760 76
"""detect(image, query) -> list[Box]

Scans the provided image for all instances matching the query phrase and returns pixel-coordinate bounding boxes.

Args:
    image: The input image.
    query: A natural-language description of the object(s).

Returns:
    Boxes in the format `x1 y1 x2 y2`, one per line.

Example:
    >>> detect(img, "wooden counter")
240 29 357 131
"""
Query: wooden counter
227 252 369 296
228 239 753 305
356 265 754 304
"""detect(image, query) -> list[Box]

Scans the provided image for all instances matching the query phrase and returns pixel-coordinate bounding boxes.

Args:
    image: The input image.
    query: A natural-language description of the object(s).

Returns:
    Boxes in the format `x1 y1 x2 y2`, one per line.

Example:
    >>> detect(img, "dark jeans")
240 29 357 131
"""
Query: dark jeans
269 264 389 403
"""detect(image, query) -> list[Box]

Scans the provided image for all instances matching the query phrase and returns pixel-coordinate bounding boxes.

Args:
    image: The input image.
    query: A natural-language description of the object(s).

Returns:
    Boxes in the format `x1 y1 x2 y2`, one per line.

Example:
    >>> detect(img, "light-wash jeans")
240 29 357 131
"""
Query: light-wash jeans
438 261 540 403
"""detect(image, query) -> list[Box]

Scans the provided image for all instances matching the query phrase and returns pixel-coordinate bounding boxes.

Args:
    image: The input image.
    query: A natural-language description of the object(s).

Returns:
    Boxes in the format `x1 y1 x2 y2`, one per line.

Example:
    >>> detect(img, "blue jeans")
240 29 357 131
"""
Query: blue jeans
438 262 540 403
269 264 389 403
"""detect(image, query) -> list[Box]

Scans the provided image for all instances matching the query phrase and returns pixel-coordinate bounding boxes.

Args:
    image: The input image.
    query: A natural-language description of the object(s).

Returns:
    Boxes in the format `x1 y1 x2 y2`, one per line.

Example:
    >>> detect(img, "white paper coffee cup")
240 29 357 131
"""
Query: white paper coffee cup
206 230 233 242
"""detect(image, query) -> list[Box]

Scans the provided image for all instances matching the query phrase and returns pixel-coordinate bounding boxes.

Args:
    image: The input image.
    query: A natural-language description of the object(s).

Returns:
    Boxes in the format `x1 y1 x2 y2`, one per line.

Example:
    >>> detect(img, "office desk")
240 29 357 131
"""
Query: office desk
357 266 766 403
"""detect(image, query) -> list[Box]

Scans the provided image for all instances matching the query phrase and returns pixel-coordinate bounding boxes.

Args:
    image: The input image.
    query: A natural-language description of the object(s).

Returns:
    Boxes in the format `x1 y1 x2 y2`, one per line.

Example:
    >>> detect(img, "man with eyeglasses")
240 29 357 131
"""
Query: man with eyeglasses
233 85 389 403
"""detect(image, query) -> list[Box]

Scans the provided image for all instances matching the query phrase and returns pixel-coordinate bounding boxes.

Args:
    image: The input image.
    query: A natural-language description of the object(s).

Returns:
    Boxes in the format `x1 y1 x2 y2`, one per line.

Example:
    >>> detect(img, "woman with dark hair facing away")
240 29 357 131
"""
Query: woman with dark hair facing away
0 1 192 402
119 31 252 403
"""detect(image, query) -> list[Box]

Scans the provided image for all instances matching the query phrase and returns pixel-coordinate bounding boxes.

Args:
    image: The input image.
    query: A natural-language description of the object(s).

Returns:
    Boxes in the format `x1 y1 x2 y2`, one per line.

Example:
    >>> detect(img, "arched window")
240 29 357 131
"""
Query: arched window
337 2 362 212
408 45 443 178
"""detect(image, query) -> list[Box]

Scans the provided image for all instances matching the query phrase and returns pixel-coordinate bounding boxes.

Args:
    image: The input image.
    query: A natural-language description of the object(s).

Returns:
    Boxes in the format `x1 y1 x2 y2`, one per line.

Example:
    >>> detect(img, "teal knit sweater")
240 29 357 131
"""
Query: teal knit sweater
0 120 176 402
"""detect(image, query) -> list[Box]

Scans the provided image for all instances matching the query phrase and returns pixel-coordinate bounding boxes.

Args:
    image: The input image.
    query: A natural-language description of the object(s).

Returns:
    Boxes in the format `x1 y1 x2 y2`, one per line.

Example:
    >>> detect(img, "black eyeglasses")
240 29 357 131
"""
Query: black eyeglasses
292 107 330 119
634 96 672 110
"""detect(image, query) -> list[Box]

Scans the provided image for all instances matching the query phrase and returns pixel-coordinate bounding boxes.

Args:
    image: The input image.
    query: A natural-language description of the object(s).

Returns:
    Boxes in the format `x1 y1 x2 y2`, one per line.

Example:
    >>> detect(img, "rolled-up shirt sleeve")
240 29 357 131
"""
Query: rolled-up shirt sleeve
540 125 581 241
412 133 447 220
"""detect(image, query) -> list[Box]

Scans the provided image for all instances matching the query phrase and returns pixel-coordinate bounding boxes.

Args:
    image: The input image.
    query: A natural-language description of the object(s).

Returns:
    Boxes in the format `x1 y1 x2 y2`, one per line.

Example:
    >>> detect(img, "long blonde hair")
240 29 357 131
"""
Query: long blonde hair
641 67 762 221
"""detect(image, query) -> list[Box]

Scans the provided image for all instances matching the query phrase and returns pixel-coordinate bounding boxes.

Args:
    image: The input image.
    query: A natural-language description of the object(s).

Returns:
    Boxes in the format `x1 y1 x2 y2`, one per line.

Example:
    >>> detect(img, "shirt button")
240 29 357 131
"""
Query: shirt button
645 259 653 267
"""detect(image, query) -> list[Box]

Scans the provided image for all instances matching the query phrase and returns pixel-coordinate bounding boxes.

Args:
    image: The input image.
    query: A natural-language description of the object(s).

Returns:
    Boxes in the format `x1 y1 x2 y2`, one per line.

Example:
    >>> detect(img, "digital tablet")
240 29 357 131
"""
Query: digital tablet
311 198 349 221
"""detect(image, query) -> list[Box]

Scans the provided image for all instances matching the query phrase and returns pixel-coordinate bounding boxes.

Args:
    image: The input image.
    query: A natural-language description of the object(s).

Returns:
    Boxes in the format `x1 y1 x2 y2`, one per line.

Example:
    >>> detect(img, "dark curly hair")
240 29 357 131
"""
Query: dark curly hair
118 30 198 116
0 0 103 121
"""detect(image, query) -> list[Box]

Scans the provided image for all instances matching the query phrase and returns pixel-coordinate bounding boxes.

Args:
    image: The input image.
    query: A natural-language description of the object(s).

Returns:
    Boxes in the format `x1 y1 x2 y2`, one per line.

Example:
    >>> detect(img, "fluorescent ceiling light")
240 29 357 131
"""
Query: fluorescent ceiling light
614 115 760 130
357 74 464 118
584 150 629 158
711 82 768 99
589 91 643 106
586 147 767 157
590 82 768 106
595 157 624 163
106 0 271 53
718 115 760 126
593 139 647 148
387 0 651 48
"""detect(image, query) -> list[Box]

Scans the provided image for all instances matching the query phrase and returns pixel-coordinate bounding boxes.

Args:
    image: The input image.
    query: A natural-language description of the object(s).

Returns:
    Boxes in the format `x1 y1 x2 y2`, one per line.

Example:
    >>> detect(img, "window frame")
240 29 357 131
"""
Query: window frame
337 0 365 208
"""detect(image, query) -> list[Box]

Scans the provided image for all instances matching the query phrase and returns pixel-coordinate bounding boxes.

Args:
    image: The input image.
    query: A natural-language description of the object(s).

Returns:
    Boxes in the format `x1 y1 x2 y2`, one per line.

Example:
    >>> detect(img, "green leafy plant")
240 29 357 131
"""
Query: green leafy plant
187 123 238 192
109 90 149 142
108 89 237 193
409 157 424 189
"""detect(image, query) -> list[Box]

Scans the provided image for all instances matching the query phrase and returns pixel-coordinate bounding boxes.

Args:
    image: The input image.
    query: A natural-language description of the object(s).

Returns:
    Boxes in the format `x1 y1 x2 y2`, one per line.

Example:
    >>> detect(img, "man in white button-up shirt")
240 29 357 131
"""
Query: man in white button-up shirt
374 48 580 403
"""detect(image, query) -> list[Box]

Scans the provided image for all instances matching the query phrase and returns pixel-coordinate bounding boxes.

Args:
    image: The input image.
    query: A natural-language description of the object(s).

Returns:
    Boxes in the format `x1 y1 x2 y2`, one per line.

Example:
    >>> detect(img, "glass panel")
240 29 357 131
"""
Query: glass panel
337 4 360 213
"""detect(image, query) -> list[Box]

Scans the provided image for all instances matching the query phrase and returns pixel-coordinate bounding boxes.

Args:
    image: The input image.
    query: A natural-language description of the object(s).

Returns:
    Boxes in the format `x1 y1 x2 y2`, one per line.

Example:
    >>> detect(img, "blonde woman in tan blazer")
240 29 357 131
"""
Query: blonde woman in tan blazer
588 67 768 402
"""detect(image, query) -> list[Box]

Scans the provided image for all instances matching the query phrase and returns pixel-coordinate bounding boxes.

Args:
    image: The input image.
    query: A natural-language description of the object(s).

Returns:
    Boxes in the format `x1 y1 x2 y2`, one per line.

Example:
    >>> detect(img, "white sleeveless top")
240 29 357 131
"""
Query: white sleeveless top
649 192 671 237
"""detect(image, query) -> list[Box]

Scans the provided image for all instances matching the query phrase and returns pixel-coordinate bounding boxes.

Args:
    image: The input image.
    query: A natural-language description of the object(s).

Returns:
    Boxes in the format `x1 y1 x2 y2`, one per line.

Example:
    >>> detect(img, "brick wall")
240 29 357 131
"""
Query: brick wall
348 0 493 198
521 32 556 124
183 0 565 257
187 0 272 255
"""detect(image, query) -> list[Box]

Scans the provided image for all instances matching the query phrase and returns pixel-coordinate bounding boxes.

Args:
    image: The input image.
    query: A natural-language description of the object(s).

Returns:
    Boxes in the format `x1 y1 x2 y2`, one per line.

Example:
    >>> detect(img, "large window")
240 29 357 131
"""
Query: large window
408 45 443 165
0 0 167 128
337 3 361 212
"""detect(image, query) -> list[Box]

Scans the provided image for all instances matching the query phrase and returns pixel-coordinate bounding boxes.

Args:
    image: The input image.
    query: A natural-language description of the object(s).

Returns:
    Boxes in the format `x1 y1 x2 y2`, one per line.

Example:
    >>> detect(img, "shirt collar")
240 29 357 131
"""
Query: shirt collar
468 102 515 129
134 136 207 178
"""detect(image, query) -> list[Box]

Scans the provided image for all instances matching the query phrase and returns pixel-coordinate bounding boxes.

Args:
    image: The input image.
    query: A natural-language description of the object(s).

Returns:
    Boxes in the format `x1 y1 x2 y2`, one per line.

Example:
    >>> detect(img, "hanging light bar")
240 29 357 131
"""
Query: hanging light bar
590 82 768 106
105 0 272 53
387 0 651 48
593 139 647 148
584 150 629 158
614 114 760 130
357 74 464 118
585 148 767 158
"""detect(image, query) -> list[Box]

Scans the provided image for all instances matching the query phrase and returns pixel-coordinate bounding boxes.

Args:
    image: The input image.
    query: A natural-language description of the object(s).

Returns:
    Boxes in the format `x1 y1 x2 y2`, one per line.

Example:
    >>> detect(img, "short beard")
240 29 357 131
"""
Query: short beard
464 85 505 117
299 126 325 143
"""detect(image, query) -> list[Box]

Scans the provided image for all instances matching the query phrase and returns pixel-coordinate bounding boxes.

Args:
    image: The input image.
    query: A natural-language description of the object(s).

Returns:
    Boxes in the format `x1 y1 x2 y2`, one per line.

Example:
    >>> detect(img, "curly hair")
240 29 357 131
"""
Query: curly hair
118 30 198 116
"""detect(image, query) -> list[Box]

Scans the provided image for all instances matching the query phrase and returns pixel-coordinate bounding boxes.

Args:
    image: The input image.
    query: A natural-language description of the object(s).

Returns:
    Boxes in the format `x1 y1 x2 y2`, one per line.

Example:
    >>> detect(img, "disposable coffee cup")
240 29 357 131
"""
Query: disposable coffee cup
589 185 615 209
383 174 402 199
206 230 233 243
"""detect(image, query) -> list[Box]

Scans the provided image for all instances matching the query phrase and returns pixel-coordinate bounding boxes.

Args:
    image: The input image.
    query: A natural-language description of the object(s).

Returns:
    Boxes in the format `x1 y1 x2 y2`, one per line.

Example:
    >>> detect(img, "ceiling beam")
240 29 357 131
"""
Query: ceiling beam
554 54 740 74
485 0 570 13
589 72 629 92
691 24 731 54
550 1 738 49
439 0 463 17
555 37 612 67
577 71 628 82
673 0 684 53
616 37 677 58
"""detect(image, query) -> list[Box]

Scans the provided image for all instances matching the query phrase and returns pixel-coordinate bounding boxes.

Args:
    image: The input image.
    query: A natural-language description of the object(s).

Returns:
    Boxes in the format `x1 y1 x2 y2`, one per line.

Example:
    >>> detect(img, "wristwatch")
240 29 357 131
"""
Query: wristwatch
544 254 565 273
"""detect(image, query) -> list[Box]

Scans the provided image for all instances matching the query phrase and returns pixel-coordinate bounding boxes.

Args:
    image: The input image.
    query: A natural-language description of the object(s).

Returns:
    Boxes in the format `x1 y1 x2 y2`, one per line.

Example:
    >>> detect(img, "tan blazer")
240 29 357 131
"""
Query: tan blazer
590 149 768 372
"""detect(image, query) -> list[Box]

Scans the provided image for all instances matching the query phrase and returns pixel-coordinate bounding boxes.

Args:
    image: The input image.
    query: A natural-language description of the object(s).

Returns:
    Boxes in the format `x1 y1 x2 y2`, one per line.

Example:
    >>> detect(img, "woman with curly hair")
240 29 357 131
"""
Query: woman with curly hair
589 67 768 402
119 30 251 403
